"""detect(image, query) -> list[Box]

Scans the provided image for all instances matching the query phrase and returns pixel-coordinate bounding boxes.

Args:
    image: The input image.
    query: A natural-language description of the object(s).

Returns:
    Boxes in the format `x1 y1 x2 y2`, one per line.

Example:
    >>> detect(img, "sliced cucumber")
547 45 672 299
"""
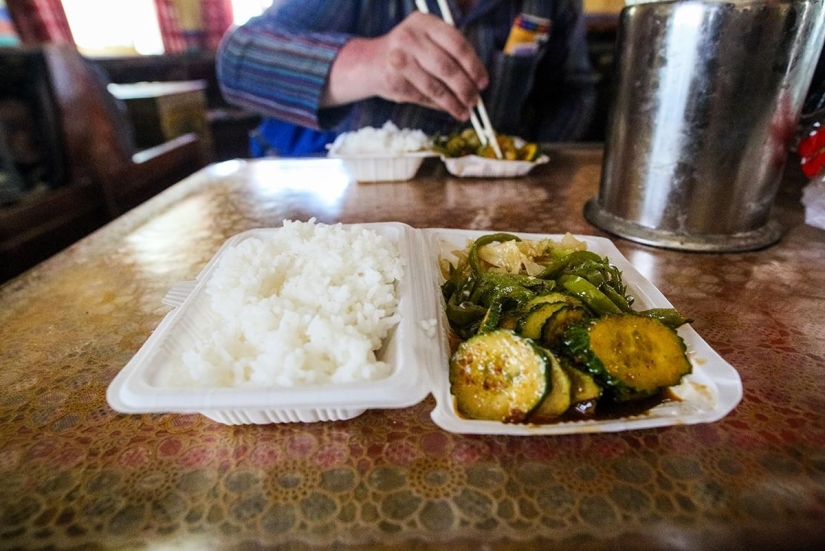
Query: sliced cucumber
450 330 548 423
516 302 566 340
528 351 572 423
562 315 692 401
523 291 584 310
561 361 602 404
498 311 520 331
540 305 590 349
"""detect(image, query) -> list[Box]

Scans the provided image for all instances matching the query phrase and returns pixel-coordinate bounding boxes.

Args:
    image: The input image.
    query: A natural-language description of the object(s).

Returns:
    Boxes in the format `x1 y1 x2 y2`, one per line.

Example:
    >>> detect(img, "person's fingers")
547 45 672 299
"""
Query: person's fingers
424 23 488 90
384 47 470 120
395 78 443 113
413 34 481 110
375 12 488 120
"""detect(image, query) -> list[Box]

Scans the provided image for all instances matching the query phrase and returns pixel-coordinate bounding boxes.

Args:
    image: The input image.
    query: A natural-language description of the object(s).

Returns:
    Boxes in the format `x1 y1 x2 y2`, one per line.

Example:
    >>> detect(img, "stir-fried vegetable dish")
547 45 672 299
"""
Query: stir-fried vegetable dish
441 233 693 424
433 128 540 161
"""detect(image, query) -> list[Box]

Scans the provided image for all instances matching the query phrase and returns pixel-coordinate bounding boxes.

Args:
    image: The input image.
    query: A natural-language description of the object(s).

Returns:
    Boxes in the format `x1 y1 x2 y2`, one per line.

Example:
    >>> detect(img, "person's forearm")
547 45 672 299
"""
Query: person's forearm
217 20 352 129
320 38 380 107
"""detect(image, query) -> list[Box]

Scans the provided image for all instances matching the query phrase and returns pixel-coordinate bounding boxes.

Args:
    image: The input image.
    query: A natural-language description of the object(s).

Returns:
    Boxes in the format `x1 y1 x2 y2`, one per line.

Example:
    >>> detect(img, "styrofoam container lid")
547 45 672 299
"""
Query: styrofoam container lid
107 224 743 433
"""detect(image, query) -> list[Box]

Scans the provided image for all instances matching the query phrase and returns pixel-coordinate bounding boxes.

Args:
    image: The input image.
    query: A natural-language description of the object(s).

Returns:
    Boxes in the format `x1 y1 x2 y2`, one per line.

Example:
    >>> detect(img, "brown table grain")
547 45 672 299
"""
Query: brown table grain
1 146 823 551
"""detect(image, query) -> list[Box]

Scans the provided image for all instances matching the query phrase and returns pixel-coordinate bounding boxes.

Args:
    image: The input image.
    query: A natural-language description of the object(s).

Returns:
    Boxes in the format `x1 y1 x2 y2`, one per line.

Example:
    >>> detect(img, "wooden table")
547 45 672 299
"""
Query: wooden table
1 146 823 550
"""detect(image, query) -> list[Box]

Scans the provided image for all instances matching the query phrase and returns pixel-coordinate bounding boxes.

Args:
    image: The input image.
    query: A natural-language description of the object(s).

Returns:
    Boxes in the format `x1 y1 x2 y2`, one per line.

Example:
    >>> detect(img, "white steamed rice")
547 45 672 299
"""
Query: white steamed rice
328 121 431 156
176 219 405 388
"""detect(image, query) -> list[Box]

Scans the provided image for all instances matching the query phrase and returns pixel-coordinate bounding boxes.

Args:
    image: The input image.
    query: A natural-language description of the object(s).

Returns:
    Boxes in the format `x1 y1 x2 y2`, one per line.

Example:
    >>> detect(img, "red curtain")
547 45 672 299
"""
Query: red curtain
154 0 233 53
6 0 74 45
154 0 188 53
201 0 234 50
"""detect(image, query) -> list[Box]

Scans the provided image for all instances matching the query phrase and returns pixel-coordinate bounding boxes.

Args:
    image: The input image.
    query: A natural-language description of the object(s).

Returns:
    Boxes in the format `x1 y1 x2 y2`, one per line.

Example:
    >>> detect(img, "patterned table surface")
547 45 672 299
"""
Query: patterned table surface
1 147 823 551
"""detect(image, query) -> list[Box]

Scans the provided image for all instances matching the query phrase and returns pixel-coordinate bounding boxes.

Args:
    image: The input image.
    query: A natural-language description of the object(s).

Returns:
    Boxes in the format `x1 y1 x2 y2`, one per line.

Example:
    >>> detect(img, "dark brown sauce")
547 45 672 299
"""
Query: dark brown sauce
451 384 681 425
554 389 677 424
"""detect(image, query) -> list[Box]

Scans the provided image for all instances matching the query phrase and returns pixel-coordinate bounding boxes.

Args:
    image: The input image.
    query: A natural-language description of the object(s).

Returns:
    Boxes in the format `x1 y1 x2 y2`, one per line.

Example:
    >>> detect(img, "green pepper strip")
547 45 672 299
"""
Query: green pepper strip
490 285 536 310
549 253 633 313
637 308 693 329
606 265 629 299
480 272 553 293
579 267 606 288
558 275 622 315
567 251 606 266
468 233 522 274
477 300 504 334
469 280 495 305
446 294 487 327
600 284 633 313
537 250 604 279
441 280 457 302
477 272 542 305
454 273 478 300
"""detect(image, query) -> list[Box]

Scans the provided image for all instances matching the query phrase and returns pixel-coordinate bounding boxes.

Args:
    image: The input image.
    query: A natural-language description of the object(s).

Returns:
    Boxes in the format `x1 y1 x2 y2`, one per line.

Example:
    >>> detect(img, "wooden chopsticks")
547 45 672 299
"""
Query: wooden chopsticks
414 0 503 159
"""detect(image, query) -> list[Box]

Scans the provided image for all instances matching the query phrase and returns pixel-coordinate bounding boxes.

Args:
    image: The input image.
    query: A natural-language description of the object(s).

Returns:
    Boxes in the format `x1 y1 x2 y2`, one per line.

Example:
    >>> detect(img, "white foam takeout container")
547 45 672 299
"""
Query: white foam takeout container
327 151 435 182
107 223 743 434
441 154 549 178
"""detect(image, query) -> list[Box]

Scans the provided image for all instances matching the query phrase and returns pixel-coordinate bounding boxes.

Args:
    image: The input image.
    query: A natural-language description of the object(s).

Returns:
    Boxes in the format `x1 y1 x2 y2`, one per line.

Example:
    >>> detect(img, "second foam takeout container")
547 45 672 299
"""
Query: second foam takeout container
107 223 743 435
441 154 549 178
327 151 435 182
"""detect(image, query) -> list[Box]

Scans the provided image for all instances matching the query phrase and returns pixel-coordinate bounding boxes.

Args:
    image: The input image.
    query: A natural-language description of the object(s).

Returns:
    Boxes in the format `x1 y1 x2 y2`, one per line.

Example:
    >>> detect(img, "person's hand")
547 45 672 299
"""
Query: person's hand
370 12 489 120
323 12 489 121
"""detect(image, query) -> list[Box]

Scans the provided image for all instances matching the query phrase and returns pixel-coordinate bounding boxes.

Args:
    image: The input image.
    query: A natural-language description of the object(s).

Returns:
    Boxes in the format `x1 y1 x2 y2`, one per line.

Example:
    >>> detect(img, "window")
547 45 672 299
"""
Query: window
63 1 274 57
63 0 164 56
231 0 273 25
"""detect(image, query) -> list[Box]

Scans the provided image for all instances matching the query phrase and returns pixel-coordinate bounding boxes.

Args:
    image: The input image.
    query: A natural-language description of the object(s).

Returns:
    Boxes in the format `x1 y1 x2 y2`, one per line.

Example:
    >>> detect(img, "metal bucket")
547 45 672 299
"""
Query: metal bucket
586 0 825 252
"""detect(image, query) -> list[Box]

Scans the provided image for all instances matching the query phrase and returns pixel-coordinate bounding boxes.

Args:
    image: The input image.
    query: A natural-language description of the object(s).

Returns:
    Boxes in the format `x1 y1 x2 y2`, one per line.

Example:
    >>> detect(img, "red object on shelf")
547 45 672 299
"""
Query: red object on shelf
799 123 825 178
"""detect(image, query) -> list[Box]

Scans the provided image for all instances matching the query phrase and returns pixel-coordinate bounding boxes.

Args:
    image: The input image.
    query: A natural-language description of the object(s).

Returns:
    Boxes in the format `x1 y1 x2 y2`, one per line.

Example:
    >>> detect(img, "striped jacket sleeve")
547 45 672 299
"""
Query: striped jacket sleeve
216 2 358 130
